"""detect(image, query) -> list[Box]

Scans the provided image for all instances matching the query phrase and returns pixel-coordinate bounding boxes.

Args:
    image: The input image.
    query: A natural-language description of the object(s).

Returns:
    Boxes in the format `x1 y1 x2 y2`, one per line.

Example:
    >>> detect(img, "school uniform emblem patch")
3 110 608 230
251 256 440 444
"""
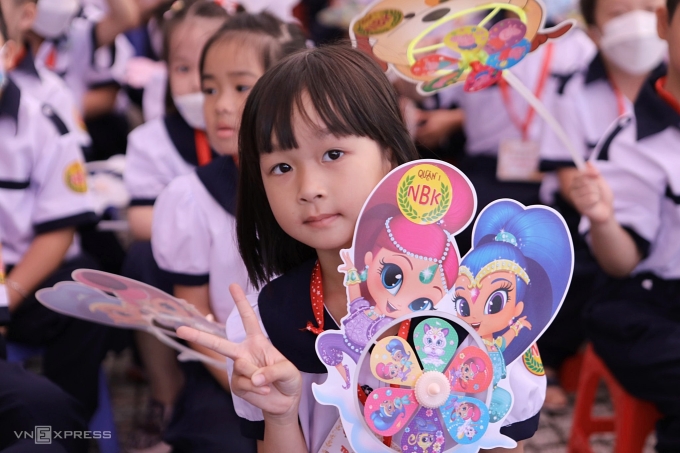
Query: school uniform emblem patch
64 161 88 193
523 344 545 376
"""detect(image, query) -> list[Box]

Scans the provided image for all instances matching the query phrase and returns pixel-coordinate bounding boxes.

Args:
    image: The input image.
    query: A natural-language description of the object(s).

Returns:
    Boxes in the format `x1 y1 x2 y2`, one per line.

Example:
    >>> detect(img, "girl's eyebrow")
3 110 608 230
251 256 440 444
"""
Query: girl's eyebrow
491 278 512 284
391 253 413 269
227 70 258 77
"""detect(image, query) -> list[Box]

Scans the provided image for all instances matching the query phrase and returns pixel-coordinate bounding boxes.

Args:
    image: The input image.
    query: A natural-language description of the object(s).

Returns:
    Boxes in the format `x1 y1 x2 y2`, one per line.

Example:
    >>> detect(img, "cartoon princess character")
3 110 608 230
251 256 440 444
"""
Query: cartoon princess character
452 200 572 422
407 417 438 452
449 357 488 391
317 211 461 388
376 361 411 382
386 338 413 368
316 164 476 388
446 397 482 423
370 395 411 432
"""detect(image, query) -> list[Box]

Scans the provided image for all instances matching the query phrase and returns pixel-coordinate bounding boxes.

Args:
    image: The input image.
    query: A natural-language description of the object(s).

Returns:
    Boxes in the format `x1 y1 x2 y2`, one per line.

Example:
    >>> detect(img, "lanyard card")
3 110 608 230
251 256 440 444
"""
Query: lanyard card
497 138 543 183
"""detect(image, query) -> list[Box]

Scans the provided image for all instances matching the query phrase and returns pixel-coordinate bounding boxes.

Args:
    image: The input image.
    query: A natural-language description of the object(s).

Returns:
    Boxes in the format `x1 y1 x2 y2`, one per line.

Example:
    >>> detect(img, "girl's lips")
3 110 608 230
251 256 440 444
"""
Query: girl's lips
303 213 340 227
386 301 397 313
216 126 235 139
470 322 481 331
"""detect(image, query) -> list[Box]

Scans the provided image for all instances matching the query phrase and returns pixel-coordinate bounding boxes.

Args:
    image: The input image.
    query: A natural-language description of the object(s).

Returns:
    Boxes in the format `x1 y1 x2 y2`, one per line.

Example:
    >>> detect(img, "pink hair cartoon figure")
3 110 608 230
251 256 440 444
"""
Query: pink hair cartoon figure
316 161 476 388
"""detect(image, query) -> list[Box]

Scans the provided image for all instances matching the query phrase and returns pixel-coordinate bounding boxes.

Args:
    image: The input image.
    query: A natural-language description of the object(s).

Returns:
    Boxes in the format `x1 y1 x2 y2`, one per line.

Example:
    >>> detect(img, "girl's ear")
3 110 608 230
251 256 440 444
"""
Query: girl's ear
513 301 524 318
2 40 18 72
364 251 373 269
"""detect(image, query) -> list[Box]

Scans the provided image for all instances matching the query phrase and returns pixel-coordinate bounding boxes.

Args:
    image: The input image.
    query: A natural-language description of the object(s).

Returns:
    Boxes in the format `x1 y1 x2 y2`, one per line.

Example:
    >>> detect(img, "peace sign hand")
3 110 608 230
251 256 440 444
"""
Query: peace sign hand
176 284 302 421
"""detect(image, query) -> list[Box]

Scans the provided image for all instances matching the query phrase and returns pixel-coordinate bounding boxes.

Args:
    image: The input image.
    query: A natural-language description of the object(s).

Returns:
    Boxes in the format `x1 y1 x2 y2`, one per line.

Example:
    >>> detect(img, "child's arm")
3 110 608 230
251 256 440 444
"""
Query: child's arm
127 206 154 241
6 227 75 312
177 284 307 453
174 284 232 391
95 0 139 48
570 162 642 277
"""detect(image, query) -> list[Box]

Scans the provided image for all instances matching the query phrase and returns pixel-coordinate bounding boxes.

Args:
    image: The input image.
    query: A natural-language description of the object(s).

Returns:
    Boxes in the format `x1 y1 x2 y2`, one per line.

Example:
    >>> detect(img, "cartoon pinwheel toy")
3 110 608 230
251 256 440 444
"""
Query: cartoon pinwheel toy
361 316 496 451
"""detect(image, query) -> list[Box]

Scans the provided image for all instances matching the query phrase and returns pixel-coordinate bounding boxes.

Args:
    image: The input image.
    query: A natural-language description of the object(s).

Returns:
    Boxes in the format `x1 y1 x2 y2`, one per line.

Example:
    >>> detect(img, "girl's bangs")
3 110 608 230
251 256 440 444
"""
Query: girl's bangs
253 48 396 154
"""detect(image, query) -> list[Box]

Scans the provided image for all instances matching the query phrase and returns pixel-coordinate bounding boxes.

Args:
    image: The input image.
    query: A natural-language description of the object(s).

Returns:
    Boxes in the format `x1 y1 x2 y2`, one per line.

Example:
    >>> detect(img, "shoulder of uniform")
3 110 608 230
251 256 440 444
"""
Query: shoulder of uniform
40 104 70 136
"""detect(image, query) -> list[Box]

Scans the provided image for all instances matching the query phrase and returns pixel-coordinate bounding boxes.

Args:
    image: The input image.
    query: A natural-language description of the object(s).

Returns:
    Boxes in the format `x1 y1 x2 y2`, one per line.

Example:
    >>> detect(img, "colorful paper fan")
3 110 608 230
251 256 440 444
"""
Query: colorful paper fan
358 316 501 451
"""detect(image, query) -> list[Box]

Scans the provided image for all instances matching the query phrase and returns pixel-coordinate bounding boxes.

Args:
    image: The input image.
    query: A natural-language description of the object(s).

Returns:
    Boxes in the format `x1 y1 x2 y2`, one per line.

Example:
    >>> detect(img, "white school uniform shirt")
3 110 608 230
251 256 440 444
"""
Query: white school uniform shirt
124 113 203 207
0 78 97 266
537 54 667 205
151 156 251 323
438 28 595 157
229 260 546 453
580 72 680 280
34 16 134 112
11 49 92 150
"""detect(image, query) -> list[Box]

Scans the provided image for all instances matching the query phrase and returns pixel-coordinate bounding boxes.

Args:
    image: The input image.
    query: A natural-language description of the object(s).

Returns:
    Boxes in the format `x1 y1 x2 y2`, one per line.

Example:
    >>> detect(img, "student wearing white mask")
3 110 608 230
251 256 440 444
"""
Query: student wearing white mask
536 0 667 413
24 0 138 119
122 3 228 451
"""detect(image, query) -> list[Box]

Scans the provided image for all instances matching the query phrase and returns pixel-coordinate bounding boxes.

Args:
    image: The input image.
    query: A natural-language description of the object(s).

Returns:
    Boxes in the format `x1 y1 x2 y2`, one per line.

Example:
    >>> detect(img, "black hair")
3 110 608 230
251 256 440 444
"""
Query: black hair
0 1 7 41
670 0 679 20
236 44 420 288
160 1 228 114
580 0 597 26
199 11 307 75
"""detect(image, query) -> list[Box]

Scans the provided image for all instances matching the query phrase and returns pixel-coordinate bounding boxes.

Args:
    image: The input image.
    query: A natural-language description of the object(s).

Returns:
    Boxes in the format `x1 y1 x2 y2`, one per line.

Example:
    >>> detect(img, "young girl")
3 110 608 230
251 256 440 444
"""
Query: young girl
536 0 666 410
177 45 544 453
122 3 228 449
150 12 307 452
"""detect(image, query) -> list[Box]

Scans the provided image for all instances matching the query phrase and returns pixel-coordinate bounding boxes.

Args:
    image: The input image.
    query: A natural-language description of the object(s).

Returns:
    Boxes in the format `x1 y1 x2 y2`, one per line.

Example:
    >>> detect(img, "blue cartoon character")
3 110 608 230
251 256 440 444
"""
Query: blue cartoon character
452 200 572 422
370 394 412 432
406 417 438 452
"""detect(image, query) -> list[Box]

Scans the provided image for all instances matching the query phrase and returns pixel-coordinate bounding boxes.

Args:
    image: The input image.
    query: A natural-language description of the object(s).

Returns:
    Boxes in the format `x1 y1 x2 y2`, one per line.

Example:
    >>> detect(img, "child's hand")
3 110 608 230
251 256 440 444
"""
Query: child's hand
570 162 615 225
176 284 302 421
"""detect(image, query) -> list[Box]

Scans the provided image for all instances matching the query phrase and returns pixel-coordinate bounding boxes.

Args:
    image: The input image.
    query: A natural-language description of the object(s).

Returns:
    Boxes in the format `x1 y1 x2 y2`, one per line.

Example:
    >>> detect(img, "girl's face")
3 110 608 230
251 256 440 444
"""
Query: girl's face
592 0 663 38
202 38 265 156
460 363 475 381
453 270 524 338
168 17 223 98
260 95 393 254
364 247 445 318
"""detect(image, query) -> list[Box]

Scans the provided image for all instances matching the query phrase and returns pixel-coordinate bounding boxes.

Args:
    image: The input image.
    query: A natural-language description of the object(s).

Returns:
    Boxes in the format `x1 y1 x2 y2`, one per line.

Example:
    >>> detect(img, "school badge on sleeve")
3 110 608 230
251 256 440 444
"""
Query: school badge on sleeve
64 161 88 193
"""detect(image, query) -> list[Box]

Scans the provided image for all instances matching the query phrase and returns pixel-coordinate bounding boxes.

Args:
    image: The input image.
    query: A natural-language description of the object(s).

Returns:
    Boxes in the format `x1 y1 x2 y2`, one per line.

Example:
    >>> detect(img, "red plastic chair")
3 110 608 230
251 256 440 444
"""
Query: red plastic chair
568 344 661 453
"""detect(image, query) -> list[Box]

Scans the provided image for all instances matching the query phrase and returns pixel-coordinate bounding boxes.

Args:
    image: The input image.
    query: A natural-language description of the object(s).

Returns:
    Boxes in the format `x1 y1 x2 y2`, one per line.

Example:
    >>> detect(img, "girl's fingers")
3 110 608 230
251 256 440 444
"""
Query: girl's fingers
229 284 264 337
232 374 271 396
176 326 239 359
233 357 259 379
251 360 301 392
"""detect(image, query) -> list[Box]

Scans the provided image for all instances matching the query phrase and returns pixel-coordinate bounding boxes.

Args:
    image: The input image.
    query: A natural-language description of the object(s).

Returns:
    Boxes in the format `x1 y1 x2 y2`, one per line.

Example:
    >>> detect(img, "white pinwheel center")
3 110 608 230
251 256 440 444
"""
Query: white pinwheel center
414 371 451 409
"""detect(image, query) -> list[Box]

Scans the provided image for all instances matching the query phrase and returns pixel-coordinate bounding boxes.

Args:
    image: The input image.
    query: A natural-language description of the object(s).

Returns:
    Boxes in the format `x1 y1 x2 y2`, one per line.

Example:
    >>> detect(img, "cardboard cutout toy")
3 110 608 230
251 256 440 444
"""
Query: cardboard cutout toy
36 270 228 368
351 0 585 168
313 160 574 453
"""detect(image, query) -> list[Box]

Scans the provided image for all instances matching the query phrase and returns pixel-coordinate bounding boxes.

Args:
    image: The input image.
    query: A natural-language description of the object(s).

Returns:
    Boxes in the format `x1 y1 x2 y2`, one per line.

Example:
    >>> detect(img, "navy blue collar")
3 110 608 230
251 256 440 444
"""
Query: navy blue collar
14 47 41 80
584 53 609 85
585 52 666 87
163 112 217 166
258 259 340 374
635 70 680 141
0 78 21 123
195 155 238 216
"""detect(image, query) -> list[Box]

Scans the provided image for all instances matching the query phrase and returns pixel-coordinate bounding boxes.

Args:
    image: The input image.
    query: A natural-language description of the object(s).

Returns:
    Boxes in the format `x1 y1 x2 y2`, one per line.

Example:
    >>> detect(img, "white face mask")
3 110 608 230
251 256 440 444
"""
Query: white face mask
599 10 668 75
32 0 80 39
173 92 206 130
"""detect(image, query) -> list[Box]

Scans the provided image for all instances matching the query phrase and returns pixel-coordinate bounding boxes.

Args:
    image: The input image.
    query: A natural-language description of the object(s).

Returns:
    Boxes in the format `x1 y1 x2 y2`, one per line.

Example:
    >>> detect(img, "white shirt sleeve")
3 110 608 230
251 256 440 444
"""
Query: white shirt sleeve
31 130 96 233
125 121 176 204
151 175 211 283
580 117 665 245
